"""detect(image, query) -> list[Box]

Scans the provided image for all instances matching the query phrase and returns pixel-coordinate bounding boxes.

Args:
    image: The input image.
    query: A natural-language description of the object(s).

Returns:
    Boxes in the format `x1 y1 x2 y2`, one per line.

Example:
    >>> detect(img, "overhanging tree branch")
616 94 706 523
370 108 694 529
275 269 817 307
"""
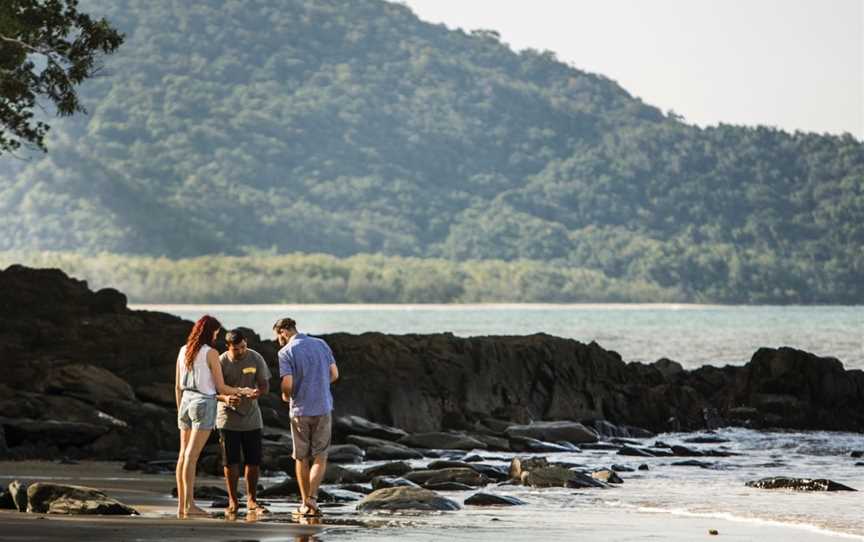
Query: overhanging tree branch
0 0 124 155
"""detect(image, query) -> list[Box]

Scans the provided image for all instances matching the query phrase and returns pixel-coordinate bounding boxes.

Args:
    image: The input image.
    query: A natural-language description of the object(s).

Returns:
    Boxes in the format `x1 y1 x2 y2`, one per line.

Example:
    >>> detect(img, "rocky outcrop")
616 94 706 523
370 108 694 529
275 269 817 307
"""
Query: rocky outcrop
2 265 863 462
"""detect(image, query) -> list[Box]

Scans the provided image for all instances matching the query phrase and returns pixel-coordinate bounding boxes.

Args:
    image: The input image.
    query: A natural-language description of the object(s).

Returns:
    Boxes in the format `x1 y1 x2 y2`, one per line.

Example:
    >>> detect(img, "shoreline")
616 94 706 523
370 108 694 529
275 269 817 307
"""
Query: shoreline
1 461 860 542
0 461 864 542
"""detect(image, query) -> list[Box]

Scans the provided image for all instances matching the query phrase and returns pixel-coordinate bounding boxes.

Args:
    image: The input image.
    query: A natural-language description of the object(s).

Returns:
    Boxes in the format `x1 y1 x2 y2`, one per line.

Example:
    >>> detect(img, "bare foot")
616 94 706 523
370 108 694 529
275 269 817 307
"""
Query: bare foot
225 499 239 514
247 500 268 513
185 505 210 518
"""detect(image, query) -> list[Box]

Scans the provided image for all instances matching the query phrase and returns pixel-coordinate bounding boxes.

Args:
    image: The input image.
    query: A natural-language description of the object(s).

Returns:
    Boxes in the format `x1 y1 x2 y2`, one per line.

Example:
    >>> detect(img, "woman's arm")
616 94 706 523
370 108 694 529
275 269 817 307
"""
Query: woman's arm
175 356 182 410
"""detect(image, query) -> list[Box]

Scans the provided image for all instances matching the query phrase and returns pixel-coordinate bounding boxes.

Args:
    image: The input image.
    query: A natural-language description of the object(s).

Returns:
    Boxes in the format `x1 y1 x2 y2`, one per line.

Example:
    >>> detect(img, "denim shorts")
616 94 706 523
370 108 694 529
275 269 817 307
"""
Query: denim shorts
177 390 217 430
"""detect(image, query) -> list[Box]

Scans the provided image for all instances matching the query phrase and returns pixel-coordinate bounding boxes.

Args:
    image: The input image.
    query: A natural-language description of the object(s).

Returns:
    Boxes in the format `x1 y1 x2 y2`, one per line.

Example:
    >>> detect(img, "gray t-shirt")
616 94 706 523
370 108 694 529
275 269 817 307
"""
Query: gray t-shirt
216 348 271 431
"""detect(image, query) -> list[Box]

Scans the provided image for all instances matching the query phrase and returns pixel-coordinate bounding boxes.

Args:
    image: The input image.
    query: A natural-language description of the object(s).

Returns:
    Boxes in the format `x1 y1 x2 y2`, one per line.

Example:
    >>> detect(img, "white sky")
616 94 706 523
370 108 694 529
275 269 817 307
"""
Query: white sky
400 0 863 139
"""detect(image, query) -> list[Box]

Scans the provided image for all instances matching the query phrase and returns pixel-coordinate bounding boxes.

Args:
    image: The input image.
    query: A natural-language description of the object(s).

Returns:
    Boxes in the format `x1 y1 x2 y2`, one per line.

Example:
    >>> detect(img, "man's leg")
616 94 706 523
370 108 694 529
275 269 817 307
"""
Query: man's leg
294 458 310 506
308 453 327 501
220 430 242 513
245 465 260 504
305 414 331 514
224 464 241 511
290 417 312 513
243 429 264 510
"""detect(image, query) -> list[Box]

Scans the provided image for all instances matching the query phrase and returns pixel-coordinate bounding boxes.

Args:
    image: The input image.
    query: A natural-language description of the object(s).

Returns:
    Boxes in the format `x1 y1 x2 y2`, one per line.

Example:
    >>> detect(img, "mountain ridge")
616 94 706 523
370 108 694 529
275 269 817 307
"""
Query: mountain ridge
0 0 861 302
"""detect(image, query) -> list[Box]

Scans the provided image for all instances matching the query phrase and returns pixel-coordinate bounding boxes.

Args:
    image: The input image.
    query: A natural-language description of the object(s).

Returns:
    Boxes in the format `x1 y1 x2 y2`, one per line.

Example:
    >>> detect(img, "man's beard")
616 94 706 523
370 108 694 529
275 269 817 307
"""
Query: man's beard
277 336 287 346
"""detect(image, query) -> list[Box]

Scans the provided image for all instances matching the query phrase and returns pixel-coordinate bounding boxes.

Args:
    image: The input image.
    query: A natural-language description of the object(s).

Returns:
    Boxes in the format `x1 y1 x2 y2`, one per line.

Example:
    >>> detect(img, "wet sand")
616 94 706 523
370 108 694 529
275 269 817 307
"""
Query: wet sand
1 461 859 541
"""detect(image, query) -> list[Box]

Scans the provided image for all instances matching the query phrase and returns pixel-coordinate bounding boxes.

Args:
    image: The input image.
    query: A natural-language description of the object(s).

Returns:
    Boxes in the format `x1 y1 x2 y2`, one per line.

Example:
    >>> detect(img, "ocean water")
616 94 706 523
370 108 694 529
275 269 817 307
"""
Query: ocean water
135 304 863 370
256 428 864 540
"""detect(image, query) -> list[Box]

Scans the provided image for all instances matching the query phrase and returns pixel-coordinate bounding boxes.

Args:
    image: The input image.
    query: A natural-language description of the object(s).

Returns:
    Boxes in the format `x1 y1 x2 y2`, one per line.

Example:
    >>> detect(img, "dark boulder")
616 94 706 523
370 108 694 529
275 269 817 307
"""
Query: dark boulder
8 480 29 512
328 444 365 464
508 436 574 453
43 364 135 405
335 416 407 441
617 445 656 457
339 484 373 495
1 418 110 448
365 445 424 461
0 488 14 509
590 420 654 439
404 468 489 487
670 445 704 457
134 383 175 407
423 481 475 491
425 460 474 470
505 421 598 444
357 487 460 512
370 476 420 490
746 477 857 491
362 461 412 478
324 464 370 484
672 460 714 468
26 483 138 515
469 433 511 451
684 435 730 444
318 488 362 503
399 432 487 450
258 478 301 497
464 492 526 506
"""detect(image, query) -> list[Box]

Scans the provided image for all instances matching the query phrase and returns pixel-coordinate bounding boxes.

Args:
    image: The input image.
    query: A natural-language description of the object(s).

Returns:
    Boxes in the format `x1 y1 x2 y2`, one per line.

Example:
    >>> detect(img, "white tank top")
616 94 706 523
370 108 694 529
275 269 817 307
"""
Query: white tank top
177 344 217 396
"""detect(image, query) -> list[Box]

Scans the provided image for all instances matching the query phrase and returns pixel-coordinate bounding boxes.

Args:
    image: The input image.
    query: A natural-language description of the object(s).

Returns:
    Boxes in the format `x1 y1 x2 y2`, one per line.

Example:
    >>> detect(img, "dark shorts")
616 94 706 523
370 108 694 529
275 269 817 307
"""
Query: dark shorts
219 429 263 467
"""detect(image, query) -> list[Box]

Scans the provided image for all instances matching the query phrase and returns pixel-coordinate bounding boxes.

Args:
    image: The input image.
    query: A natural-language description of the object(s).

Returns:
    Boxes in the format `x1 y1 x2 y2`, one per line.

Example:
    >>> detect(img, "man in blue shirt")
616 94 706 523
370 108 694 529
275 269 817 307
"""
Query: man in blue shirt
274 317 339 517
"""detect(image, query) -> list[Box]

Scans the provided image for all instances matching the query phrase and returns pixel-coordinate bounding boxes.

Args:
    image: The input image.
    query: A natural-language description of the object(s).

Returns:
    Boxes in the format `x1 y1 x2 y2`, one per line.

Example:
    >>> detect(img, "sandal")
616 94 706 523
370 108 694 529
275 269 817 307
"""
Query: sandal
304 498 322 517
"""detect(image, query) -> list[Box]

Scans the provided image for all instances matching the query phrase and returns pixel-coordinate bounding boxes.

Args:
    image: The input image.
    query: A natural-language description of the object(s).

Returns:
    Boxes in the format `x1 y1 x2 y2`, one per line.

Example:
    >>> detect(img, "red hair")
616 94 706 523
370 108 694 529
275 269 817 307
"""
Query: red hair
184 315 223 370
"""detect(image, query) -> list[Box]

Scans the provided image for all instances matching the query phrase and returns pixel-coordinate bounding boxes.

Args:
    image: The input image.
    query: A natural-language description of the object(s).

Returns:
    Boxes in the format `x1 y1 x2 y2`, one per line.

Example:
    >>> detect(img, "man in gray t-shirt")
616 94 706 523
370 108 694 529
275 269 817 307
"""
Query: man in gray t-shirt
216 329 271 515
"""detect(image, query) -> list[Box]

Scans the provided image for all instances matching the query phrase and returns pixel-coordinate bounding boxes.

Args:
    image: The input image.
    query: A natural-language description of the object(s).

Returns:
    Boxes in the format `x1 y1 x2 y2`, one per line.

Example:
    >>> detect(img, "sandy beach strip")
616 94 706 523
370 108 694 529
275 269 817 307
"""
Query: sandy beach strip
2 461 861 541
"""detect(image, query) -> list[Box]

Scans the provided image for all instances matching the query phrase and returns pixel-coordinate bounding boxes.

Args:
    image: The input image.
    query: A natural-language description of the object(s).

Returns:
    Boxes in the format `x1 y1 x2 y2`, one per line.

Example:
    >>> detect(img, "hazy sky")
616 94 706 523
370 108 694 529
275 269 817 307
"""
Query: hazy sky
401 0 863 139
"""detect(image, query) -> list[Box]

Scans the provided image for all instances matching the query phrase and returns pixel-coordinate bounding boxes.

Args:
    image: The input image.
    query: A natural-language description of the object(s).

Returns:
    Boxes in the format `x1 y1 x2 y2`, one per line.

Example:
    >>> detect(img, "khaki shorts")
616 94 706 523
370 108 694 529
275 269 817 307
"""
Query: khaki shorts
290 413 332 460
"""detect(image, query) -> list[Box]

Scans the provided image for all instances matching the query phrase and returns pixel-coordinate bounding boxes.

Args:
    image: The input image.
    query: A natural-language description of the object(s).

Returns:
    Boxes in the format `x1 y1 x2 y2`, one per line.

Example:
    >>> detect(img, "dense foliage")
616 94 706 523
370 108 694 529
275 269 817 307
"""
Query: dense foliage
0 0 123 154
0 251 678 303
0 0 861 302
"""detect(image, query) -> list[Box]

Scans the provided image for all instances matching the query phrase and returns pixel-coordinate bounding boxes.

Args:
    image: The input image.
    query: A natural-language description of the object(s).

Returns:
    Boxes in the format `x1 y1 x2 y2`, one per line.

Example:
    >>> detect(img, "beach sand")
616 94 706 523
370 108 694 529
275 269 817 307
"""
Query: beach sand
0 461 858 541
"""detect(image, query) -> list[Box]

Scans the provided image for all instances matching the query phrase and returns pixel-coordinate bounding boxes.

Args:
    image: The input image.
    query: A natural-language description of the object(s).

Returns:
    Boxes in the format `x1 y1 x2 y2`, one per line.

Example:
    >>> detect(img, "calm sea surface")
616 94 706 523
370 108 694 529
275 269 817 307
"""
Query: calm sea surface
135 304 863 370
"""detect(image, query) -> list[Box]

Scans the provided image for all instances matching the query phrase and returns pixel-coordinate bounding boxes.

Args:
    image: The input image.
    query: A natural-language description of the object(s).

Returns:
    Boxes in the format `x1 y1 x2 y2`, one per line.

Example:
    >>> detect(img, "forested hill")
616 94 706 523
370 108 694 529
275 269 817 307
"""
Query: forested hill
0 0 862 303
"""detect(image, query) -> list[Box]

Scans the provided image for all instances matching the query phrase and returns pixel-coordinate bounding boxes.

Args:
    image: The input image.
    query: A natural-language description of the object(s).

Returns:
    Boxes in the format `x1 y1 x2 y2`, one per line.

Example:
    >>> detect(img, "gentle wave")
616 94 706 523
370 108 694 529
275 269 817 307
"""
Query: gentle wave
603 500 864 539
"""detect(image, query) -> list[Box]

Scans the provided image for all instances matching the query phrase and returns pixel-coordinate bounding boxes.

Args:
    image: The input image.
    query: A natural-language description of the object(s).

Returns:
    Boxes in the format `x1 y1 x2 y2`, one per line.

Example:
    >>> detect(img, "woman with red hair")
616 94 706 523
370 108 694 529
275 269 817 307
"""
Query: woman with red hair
174 315 252 518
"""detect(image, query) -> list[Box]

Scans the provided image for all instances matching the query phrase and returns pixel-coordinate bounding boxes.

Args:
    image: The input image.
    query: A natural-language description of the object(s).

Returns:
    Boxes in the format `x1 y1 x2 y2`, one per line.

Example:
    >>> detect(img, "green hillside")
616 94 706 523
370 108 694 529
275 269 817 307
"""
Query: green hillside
1 0 862 303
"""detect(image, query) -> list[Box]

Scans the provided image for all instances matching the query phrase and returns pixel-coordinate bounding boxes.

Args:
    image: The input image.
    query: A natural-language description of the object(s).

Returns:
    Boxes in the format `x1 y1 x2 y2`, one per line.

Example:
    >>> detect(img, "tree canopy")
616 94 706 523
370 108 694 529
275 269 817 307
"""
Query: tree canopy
0 0 123 154
0 0 861 303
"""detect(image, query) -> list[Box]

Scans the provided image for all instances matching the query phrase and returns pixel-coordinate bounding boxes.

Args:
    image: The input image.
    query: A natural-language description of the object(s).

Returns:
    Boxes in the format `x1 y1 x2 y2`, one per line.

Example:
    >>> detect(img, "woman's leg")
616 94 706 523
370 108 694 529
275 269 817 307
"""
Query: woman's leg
176 428 191 518
182 427 212 516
